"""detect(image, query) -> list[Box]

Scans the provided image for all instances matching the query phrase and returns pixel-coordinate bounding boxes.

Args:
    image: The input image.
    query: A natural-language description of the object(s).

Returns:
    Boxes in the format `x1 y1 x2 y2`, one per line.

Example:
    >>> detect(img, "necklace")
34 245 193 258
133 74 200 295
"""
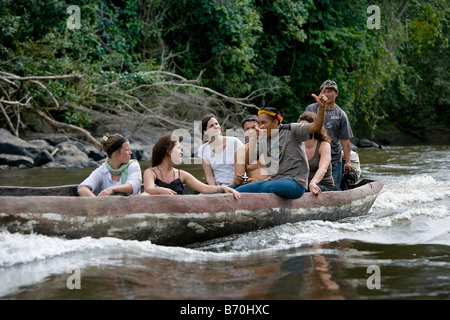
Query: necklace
156 166 175 184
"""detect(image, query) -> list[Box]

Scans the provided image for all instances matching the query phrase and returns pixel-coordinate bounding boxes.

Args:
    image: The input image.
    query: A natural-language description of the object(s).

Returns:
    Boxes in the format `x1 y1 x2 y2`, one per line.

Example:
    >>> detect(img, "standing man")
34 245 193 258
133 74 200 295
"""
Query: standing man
305 80 354 190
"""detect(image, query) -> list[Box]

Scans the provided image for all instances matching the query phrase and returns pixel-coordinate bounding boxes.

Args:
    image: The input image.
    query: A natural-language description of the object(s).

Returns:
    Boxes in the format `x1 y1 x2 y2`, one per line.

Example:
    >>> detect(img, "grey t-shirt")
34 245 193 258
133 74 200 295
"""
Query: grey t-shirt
259 123 311 189
305 103 353 164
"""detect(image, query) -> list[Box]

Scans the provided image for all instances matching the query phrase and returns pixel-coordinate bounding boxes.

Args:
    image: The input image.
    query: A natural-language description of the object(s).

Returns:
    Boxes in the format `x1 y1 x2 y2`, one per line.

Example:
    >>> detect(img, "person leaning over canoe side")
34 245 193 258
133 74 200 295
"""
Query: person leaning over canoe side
298 111 335 195
77 133 142 197
235 89 327 199
230 114 270 188
197 114 243 187
142 134 241 199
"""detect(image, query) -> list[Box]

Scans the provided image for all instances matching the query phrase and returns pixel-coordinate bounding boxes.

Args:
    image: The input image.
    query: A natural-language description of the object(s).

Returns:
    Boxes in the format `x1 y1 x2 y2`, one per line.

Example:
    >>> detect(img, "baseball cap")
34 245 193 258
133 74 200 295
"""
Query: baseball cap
320 79 339 92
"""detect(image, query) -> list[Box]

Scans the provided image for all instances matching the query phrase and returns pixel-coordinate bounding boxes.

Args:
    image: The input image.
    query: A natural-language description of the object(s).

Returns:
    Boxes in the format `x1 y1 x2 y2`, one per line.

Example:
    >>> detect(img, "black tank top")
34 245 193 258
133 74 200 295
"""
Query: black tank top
152 168 184 194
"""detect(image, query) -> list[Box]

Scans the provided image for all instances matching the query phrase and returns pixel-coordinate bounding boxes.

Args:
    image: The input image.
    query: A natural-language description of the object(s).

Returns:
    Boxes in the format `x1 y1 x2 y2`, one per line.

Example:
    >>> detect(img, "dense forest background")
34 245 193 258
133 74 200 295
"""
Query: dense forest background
0 0 448 144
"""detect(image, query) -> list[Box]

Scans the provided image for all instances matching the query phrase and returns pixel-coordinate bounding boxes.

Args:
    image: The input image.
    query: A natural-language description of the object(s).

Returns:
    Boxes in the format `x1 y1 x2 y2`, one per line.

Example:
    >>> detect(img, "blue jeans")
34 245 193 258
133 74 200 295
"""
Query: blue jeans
235 179 306 199
332 162 343 191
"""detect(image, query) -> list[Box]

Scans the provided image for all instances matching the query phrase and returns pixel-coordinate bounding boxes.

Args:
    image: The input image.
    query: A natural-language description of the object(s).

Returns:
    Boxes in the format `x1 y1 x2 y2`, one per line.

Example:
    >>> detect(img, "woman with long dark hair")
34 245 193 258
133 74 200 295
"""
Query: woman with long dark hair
142 135 240 198
78 133 142 197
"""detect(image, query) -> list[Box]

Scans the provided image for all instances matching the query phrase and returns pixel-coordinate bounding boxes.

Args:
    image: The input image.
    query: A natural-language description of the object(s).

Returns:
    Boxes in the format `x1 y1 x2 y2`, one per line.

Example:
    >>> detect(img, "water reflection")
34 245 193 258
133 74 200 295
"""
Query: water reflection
1 236 449 300
0 243 353 300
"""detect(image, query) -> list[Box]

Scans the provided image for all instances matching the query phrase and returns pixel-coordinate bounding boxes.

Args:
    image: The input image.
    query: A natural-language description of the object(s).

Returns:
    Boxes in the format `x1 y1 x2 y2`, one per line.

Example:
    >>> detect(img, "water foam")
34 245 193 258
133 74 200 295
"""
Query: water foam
0 230 249 268
372 175 450 210
194 175 450 250
0 232 147 267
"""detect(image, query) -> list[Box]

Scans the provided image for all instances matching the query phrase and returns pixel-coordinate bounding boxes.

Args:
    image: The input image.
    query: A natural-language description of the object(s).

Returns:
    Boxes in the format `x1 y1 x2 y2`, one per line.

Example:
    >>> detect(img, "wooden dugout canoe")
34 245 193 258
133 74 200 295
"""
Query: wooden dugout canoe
0 179 383 246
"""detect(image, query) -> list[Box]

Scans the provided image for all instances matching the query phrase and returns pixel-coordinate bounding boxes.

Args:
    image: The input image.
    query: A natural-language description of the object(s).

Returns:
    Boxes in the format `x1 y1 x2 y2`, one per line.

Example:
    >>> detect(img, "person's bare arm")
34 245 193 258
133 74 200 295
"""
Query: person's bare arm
182 171 241 199
309 142 332 195
77 185 96 197
341 139 352 173
308 88 327 134
98 183 133 196
201 159 216 185
234 145 247 186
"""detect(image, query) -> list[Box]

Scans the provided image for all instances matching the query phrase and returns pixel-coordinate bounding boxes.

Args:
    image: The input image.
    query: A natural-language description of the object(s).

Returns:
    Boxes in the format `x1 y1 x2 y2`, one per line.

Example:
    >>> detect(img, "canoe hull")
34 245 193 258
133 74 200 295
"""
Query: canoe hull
0 180 383 246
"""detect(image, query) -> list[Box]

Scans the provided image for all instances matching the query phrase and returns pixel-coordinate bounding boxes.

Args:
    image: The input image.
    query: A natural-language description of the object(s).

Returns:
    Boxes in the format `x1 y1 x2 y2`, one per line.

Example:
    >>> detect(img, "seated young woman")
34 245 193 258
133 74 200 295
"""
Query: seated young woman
78 133 142 197
142 134 241 199
197 114 243 186
298 111 335 194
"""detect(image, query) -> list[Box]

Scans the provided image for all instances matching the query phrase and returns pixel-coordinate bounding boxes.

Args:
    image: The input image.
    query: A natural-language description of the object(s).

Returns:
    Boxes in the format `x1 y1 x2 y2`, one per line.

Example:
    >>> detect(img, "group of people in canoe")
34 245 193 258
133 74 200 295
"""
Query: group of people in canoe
78 80 355 200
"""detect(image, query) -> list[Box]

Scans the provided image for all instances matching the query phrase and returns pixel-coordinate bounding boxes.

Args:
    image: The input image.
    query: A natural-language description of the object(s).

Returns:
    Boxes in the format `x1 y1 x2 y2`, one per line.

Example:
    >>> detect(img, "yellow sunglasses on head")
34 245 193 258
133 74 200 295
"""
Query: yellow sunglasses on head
258 109 283 122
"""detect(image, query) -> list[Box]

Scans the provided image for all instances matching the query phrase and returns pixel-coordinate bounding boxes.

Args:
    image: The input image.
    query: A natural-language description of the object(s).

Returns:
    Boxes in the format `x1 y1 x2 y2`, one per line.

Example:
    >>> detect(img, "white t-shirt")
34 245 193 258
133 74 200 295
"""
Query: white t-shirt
78 161 142 195
197 136 243 185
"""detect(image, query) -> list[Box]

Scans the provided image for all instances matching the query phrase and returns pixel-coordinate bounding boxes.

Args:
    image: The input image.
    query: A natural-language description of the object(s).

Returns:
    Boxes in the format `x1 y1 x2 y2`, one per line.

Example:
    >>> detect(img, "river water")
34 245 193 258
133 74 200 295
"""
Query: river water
0 145 449 303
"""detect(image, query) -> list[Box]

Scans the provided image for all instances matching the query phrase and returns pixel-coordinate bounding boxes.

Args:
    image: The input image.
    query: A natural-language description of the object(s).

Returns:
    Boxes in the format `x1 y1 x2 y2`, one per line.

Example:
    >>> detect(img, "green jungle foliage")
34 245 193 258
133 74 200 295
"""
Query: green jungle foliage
0 0 448 137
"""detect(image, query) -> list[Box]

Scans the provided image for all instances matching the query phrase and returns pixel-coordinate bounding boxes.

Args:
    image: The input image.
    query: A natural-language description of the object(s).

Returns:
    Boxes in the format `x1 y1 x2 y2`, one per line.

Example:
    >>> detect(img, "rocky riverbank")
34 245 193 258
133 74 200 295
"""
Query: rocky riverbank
0 127 189 170
0 128 104 170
